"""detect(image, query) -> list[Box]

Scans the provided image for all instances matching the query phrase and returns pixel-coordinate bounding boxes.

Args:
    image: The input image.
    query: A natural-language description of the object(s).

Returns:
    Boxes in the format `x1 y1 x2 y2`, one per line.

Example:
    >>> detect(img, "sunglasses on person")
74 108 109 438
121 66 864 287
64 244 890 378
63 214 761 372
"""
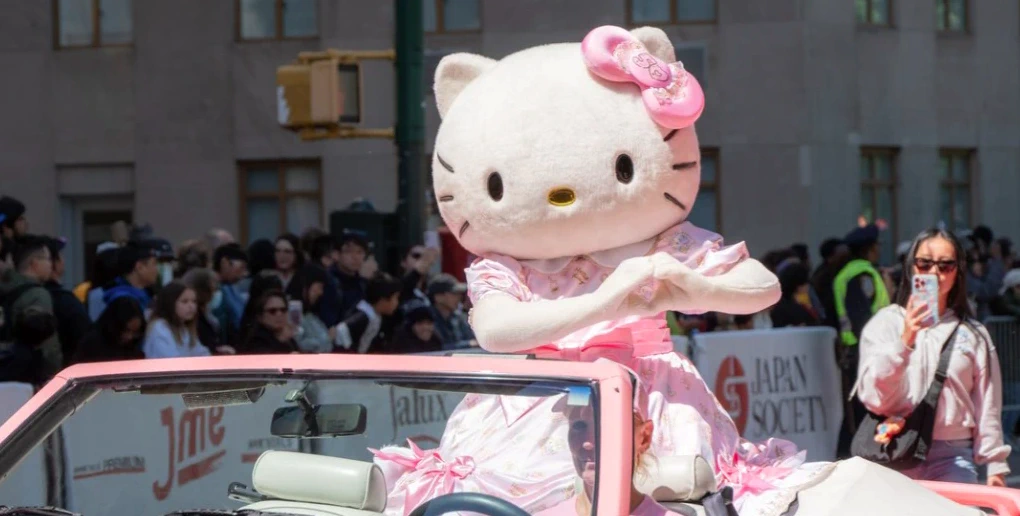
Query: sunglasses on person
914 257 958 273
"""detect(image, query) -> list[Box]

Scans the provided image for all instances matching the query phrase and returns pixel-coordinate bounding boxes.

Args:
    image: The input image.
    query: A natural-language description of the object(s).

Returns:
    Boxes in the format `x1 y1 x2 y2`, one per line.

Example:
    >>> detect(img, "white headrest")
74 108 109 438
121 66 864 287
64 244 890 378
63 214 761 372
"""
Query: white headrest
252 450 387 511
635 455 716 502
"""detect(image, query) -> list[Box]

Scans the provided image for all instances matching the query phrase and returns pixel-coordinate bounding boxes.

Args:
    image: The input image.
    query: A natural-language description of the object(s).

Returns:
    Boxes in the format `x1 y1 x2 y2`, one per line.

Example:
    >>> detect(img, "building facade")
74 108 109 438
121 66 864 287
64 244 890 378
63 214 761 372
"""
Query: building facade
0 0 1017 284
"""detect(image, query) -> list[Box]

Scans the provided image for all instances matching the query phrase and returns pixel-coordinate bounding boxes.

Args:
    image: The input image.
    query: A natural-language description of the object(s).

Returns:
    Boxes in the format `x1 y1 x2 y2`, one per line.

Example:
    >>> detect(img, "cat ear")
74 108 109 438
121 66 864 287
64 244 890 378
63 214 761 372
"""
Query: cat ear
629 26 676 63
434 53 498 119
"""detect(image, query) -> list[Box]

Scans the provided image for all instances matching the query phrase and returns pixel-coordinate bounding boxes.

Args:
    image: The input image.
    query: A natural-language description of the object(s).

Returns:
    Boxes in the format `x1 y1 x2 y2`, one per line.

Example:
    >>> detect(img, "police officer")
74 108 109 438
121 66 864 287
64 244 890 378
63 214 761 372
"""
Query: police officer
832 223 891 458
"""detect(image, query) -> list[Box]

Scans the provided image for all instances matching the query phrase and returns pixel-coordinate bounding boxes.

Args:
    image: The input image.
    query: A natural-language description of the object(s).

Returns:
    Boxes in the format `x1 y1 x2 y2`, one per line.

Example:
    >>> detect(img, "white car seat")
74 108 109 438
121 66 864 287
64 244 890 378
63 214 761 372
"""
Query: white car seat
635 455 717 515
241 450 387 516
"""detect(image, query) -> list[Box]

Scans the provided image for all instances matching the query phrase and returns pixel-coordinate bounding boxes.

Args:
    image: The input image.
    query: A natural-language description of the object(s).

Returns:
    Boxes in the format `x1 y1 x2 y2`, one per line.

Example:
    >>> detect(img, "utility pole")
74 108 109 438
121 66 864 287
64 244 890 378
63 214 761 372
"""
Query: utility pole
394 0 426 251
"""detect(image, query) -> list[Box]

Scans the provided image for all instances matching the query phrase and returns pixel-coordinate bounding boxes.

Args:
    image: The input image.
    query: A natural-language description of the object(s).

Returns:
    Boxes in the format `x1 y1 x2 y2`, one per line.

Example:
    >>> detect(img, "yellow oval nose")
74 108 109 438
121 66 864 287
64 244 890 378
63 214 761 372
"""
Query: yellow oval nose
548 188 576 207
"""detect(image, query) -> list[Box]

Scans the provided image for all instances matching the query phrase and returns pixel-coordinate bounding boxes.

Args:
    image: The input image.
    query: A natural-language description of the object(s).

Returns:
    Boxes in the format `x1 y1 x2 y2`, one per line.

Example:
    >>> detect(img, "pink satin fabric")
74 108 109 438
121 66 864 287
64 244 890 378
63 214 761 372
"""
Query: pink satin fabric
715 440 805 499
581 25 705 130
371 223 822 516
369 440 477 513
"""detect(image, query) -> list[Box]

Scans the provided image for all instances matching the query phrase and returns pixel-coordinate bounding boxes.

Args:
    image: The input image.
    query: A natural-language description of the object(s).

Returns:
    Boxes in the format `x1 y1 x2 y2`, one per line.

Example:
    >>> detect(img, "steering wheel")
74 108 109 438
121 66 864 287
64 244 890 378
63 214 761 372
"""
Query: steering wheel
407 493 529 516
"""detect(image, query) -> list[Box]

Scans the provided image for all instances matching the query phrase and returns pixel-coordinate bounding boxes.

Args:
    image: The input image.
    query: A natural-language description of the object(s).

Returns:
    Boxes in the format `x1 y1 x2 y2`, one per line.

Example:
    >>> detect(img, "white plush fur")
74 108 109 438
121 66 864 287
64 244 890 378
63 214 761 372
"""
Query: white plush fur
433 28 779 351
433 28 699 261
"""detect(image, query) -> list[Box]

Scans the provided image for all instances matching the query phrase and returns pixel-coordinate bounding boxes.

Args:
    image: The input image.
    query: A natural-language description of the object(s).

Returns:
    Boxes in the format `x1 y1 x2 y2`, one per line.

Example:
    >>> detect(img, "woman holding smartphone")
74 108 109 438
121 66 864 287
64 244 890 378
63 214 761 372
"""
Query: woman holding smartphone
856 228 1010 485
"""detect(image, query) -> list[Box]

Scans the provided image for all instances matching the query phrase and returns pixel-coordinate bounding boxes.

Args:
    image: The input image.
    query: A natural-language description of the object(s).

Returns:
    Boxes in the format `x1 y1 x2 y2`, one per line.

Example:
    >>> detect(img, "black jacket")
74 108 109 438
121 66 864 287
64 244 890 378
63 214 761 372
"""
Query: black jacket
45 281 91 361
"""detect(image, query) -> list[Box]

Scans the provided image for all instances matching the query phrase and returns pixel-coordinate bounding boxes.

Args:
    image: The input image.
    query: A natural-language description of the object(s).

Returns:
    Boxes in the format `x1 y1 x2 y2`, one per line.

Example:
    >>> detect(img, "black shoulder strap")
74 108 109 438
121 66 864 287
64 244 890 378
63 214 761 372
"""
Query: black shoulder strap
921 320 962 406
0 283 40 340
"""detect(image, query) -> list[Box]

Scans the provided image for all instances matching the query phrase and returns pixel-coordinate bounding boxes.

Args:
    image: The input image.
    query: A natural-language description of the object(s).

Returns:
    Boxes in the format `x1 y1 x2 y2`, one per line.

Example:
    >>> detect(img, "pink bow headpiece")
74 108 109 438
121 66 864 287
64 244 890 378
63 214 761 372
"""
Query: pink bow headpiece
581 25 705 129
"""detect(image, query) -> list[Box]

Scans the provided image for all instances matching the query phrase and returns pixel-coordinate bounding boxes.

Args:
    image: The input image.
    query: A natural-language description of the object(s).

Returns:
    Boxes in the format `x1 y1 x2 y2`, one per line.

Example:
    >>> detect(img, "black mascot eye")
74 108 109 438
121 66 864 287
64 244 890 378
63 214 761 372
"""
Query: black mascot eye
615 154 634 184
487 172 504 201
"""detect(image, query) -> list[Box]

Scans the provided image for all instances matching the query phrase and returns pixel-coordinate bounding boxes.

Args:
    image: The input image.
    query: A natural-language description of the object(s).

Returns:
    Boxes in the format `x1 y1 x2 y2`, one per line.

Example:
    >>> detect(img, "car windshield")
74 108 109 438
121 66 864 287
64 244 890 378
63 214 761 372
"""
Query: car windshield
0 373 599 516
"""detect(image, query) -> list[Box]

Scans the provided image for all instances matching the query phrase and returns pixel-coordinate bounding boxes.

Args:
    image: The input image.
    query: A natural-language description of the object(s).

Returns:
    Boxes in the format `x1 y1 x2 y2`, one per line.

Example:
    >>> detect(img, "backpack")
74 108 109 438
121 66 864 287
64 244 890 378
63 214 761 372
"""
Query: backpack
0 284 37 344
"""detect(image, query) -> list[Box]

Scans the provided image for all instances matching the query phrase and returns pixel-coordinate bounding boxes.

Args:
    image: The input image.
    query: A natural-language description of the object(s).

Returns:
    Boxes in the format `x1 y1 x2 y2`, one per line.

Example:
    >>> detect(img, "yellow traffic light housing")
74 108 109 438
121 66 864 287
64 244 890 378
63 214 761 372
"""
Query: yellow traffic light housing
276 49 396 141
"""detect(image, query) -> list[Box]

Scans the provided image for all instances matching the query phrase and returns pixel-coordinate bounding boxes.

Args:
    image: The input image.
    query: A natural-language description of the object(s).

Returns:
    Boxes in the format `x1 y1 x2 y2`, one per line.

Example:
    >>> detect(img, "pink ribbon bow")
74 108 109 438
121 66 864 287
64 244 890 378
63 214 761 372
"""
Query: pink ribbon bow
715 451 794 499
581 25 705 129
370 440 476 514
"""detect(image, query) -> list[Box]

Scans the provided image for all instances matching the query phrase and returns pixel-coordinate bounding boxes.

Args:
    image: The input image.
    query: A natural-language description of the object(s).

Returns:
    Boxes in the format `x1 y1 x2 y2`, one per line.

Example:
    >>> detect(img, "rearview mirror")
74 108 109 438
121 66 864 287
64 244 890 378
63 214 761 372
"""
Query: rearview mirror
270 403 367 438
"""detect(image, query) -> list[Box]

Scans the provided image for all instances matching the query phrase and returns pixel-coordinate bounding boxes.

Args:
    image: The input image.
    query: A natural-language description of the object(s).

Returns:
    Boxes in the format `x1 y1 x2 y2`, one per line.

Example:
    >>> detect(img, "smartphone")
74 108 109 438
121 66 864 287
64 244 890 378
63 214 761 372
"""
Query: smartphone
911 274 939 327
287 300 304 327
423 230 440 250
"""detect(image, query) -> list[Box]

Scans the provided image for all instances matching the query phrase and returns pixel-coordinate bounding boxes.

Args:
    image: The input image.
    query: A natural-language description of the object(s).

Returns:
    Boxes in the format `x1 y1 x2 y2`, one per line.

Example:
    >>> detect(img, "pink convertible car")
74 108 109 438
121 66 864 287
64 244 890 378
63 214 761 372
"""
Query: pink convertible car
0 355 1017 515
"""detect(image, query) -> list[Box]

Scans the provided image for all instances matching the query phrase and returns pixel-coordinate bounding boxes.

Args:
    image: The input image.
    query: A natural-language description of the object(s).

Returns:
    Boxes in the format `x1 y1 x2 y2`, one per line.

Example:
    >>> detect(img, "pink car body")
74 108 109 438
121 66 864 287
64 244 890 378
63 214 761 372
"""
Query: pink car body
0 354 1017 515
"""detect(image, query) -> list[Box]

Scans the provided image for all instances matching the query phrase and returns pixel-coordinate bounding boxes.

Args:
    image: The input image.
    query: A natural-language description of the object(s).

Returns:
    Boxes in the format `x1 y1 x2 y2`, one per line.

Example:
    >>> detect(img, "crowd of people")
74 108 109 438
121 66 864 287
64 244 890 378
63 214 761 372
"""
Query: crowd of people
1 190 1017 485
0 194 476 387
700 220 1017 485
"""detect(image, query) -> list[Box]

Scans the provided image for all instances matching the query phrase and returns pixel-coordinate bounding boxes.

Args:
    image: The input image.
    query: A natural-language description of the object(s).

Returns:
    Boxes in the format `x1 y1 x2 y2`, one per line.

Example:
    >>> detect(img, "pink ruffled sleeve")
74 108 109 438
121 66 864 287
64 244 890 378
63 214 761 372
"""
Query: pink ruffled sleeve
657 222 749 276
464 254 534 304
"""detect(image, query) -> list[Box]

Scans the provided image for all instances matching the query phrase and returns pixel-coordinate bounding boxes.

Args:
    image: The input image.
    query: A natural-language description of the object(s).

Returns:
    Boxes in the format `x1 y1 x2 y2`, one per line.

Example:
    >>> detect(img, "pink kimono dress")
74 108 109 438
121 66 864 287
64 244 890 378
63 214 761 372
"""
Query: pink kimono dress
372 222 832 516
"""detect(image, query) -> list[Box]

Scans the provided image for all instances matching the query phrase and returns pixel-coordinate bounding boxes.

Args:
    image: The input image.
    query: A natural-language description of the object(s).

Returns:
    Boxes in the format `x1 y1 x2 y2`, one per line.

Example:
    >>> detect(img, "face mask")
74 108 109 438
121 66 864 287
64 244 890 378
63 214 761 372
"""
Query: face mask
209 290 224 311
158 263 174 286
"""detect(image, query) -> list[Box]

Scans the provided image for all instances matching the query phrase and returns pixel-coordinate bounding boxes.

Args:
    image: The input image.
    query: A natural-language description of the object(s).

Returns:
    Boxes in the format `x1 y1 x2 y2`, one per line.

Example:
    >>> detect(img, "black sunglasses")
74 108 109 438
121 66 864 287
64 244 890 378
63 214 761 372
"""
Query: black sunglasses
914 258 958 273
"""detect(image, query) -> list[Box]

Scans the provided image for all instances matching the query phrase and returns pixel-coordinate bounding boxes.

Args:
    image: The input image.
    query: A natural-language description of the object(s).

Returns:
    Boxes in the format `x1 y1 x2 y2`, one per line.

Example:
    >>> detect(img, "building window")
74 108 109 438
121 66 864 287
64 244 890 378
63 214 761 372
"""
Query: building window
860 148 898 264
628 0 716 25
237 0 318 41
674 44 708 88
240 161 323 243
935 0 967 32
55 0 132 48
424 0 481 33
688 149 720 233
939 149 973 231
855 0 892 27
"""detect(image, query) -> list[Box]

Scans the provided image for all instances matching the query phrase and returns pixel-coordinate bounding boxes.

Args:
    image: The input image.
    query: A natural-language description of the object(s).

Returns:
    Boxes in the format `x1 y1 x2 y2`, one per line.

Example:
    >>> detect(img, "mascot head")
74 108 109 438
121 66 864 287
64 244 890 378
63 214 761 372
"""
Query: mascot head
432 25 706 260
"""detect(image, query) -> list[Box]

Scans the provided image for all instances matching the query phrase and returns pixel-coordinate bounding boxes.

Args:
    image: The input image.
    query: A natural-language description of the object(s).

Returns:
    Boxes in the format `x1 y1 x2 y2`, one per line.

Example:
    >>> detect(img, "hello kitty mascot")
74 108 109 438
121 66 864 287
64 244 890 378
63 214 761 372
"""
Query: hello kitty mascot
371 26 983 516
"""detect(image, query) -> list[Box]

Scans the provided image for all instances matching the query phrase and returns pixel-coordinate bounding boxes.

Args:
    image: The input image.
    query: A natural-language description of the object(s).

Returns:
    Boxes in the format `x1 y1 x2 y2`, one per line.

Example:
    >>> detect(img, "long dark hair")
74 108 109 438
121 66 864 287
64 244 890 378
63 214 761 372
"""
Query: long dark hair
149 280 199 347
895 227 973 320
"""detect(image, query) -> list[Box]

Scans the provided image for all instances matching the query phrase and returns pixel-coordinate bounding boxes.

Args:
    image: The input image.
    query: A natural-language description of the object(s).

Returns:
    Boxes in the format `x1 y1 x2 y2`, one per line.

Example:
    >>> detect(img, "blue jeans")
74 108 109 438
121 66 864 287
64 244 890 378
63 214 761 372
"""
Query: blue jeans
900 439 978 484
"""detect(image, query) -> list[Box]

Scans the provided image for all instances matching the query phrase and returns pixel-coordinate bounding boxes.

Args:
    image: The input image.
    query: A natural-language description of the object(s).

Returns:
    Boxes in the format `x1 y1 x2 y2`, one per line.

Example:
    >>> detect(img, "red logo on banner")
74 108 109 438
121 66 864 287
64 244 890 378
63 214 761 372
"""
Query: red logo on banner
152 406 227 501
715 356 749 434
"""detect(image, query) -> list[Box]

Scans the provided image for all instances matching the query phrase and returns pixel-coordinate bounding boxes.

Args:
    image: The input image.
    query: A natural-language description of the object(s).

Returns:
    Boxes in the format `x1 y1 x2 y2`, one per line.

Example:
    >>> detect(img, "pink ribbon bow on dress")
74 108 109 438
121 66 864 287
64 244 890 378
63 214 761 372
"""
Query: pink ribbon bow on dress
581 25 705 129
370 439 476 513
715 439 804 499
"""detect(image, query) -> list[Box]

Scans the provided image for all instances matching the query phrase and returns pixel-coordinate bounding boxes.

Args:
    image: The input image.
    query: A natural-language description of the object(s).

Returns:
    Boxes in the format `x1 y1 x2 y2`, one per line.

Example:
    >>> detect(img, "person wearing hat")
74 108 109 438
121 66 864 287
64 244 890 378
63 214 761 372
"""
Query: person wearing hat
0 196 28 240
811 237 850 331
331 229 372 316
832 222 892 458
96 240 161 318
212 243 249 335
426 273 476 350
388 302 443 353
40 236 90 362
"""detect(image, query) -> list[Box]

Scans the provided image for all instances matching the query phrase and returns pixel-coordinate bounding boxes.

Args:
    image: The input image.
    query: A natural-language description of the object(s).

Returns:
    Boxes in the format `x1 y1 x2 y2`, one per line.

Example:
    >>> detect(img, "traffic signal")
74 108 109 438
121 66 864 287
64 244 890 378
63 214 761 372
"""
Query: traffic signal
276 50 394 140
276 58 345 128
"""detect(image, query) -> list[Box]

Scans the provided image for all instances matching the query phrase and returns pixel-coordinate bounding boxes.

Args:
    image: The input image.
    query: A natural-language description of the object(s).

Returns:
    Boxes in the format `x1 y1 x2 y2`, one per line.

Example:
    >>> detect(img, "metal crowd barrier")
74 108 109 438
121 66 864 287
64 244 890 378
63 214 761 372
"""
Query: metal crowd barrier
986 316 1020 410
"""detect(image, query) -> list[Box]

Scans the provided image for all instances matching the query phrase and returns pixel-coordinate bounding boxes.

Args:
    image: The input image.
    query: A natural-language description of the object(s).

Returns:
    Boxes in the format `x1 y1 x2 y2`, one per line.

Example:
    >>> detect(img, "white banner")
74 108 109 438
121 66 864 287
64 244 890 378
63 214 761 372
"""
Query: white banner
0 382 45 507
61 385 301 513
57 381 462 513
692 327 841 462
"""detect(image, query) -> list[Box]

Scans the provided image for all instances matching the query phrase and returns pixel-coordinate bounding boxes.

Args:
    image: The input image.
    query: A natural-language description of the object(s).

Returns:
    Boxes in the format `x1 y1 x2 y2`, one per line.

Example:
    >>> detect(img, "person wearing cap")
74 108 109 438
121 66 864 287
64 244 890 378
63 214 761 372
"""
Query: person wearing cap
388 302 443 354
332 230 372 317
832 223 892 458
811 237 850 330
426 273 476 350
40 236 90 361
97 240 161 318
72 241 121 304
0 195 28 240
212 243 249 334
0 235 61 382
